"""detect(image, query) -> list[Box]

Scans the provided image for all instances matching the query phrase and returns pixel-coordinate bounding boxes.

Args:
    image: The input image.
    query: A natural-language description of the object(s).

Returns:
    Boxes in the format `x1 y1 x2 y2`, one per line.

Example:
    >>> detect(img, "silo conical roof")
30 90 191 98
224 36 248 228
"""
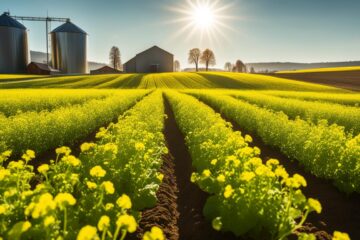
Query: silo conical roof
51 21 86 34
0 12 26 29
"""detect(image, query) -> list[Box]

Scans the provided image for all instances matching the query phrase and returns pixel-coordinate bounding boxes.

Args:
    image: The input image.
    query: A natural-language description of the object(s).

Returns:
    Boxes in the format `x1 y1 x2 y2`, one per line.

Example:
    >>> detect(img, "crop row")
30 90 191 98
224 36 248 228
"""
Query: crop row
229 91 360 134
262 91 360 107
0 90 148 156
0 91 167 239
165 91 321 239
0 90 117 117
190 92 360 193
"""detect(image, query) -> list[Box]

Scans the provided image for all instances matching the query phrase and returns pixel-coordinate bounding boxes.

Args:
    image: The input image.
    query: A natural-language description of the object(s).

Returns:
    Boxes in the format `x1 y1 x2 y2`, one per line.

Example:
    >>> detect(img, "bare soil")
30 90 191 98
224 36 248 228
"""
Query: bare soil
272 70 360 91
135 98 242 240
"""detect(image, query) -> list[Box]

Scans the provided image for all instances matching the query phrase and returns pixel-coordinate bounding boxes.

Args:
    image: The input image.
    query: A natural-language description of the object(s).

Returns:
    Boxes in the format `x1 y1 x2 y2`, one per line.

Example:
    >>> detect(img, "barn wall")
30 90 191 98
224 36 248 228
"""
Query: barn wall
124 58 136 73
135 48 173 73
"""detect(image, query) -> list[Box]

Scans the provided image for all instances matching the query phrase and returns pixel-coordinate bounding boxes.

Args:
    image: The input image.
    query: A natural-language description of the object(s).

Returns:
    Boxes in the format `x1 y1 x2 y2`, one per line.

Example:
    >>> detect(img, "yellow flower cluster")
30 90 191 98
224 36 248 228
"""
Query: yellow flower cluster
80 142 96 153
143 226 165 240
116 214 137 233
116 194 132 209
54 193 76 208
101 181 115 195
90 166 106 178
97 215 110 231
77 225 99 240
224 185 234 198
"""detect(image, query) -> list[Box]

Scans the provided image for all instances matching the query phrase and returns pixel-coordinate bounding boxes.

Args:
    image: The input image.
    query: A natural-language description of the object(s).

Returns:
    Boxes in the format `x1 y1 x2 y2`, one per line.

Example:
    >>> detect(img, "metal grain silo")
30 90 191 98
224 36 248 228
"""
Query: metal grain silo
0 12 29 73
51 21 87 74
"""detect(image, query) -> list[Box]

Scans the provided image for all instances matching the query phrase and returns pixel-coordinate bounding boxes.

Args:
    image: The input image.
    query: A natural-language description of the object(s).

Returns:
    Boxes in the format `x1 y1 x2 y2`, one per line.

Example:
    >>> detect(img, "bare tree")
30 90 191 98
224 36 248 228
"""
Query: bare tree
224 62 232 72
109 46 121 70
200 49 216 71
174 60 181 72
188 48 201 72
235 60 246 73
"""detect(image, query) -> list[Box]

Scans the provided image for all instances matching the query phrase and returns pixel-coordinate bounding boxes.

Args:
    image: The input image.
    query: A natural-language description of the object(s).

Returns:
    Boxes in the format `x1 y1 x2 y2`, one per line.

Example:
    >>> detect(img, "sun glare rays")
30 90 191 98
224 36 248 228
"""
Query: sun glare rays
166 0 238 46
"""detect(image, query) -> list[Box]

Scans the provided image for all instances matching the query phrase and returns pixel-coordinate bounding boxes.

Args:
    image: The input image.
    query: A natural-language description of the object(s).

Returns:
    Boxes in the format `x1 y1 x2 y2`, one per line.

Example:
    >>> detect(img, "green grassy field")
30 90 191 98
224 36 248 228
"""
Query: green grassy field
0 72 346 92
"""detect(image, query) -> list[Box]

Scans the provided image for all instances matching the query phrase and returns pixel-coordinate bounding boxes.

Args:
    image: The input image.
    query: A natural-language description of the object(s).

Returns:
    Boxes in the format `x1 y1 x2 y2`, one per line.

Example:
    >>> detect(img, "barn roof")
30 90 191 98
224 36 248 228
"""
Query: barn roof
124 46 173 65
136 46 173 57
0 12 26 30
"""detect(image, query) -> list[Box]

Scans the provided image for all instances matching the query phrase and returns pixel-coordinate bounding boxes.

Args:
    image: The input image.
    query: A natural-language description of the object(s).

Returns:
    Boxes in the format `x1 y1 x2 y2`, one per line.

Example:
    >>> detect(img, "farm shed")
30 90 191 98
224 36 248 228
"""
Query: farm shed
90 65 122 74
123 46 174 73
27 62 60 75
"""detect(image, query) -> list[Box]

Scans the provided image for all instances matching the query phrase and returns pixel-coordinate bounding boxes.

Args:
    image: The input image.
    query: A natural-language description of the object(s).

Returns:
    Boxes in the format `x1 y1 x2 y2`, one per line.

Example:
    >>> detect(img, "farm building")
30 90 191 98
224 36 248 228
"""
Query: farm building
27 62 60 75
123 46 174 73
90 65 122 74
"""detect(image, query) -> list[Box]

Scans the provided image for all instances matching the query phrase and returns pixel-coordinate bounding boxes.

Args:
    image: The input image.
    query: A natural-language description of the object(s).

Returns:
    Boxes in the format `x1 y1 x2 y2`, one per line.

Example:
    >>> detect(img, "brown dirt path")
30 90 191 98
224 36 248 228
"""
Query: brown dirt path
162 96 241 240
201 99 360 240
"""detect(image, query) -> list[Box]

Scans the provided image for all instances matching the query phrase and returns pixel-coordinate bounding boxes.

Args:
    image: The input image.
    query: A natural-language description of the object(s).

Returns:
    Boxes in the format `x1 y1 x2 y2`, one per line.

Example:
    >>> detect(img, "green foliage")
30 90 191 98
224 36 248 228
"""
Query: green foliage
190 92 360 193
0 89 116 117
0 91 167 239
230 91 360 134
165 91 319 239
263 90 360 107
0 91 148 155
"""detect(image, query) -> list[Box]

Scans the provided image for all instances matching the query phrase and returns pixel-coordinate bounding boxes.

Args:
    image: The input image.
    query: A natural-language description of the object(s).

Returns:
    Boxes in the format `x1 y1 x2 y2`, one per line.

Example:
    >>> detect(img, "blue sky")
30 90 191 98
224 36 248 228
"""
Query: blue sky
2 0 360 68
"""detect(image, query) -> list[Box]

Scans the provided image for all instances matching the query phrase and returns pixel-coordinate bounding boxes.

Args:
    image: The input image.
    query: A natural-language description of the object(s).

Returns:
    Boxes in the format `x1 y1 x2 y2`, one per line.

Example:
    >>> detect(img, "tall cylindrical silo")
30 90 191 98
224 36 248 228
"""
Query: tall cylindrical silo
0 12 29 73
51 21 87 74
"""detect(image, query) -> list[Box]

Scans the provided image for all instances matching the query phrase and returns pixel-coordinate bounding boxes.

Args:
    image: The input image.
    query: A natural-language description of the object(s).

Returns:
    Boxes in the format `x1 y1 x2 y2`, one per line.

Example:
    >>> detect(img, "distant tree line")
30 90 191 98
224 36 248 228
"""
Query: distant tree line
224 60 256 73
188 48 216 71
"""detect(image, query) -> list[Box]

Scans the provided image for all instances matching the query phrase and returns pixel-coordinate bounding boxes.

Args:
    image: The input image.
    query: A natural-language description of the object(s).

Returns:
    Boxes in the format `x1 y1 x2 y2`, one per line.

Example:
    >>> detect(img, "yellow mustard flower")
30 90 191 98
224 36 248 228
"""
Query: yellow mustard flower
135 142 145 151
0 204 8 215
266 159 279 167
87 181 97 190
244 135 253 143
97 215 110 231
56 146 71 156
0 168 10 181
101 181 115 195
143 226 165 240
90 166 106 178
44 216 56 227
202 169 211 178
80 142 96 153
77 225 99 240
156 173 164 182
210 159 217 165
216 174 225 182
240 171 255 182
25 193 56 219
275 166 289 179
307 198 322 214
105 203 114 211
38 164 49 174
333 231 350 240
224 185 234 198
116 214 137 233
116 194 132 209
54 193 76 208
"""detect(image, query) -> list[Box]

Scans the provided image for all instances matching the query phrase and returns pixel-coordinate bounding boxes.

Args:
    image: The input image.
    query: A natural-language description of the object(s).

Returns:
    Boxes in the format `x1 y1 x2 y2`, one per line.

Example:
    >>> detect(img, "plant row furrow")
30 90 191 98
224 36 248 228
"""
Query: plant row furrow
189 92 360 193
165 91 321 239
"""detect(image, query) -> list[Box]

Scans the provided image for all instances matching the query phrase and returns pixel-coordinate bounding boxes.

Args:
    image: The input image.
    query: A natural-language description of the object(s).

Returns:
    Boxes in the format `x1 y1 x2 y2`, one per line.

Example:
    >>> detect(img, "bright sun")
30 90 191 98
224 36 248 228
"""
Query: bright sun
191 4 215 29
167 0 236 45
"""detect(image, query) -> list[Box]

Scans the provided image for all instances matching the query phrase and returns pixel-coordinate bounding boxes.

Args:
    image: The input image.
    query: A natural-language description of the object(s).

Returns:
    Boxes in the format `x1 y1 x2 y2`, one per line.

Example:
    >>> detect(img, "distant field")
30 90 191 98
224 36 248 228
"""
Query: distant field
0 74 47 81
277 66 360 73
0 72 345 92
273 67 360 91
